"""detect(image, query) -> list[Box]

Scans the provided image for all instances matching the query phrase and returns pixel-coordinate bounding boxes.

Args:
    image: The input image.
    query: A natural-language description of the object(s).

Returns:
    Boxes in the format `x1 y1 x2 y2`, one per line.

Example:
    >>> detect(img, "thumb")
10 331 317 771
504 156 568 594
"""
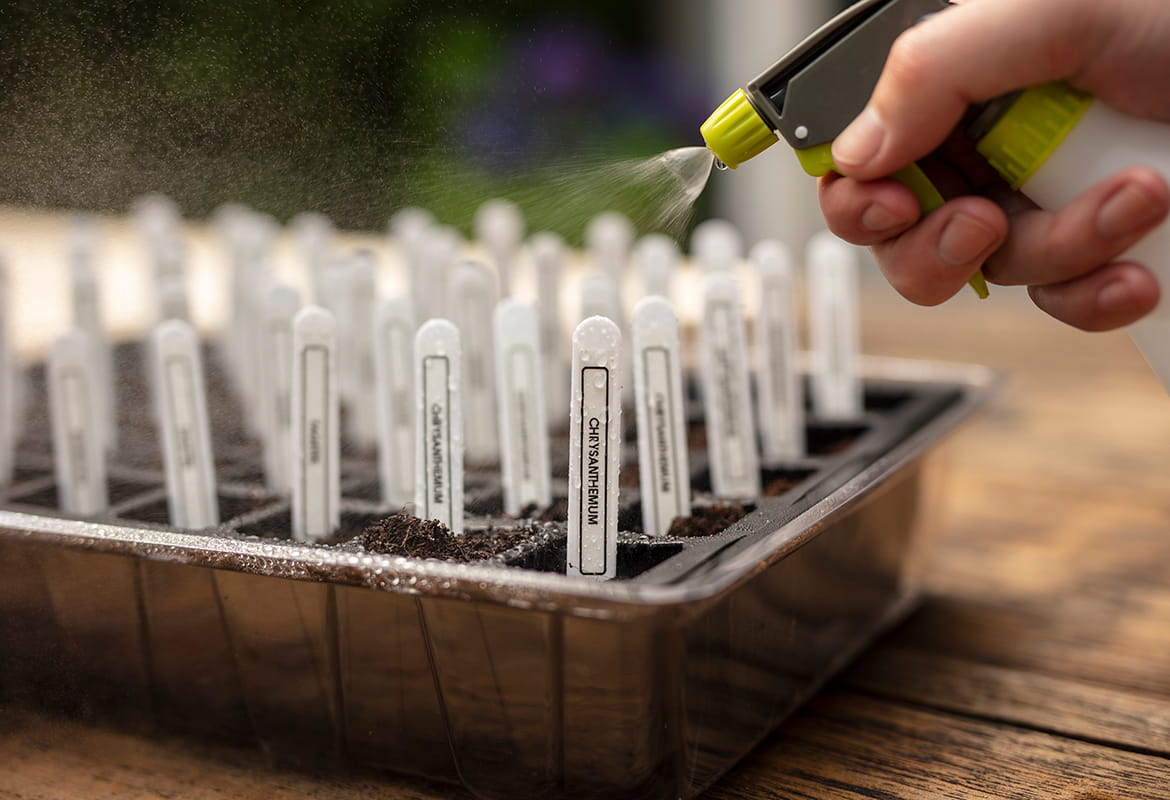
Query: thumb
831 0 1109 180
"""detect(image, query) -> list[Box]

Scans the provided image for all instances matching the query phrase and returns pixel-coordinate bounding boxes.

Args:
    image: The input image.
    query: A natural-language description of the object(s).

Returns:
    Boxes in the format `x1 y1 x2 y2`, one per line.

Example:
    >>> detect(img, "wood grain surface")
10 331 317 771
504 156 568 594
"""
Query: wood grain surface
4 239 1170 798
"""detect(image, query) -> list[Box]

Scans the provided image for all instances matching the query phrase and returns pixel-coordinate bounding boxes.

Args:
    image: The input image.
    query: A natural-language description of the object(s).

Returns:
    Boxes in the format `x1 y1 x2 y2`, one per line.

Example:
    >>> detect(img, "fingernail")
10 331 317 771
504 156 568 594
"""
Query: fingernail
938 213 998 268
1097 182 1164 239
1097 279 1131 313
861 202 911 233
832 107 885 170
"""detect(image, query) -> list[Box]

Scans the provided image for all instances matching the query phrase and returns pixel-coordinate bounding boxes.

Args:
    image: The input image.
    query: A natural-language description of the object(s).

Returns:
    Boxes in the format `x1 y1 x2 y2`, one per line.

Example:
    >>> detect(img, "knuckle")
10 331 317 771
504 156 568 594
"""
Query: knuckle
1030 233 1072 279
884 28 937 89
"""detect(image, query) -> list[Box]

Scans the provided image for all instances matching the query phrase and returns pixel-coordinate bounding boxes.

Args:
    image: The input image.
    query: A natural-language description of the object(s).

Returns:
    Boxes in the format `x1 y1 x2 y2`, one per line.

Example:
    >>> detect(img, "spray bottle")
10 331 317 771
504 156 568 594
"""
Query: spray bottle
699 0 1170 390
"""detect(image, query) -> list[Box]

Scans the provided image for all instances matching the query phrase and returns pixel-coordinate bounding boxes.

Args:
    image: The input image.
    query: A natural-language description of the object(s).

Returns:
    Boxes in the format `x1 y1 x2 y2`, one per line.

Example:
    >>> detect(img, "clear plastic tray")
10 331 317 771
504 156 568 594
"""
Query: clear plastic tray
0 345 995 799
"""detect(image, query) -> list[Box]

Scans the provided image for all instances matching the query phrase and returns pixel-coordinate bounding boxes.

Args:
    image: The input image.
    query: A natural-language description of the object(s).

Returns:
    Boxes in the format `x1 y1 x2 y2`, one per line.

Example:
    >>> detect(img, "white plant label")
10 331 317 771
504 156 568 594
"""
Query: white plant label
531 232 568 425
339 252 379 448
448 261 498 464
153 319 219 528
700 273 760 499
752 240 805 461
69 232 116 455
567 316 622 580
632 297 690 536
474 198 525 297
494 299 550 515
374 297 416 507
415 319 464 534
48 330 108 515
690 218 742 273
807 232 863 419
260 284 299 493
292 307 340 542
634 233 679 301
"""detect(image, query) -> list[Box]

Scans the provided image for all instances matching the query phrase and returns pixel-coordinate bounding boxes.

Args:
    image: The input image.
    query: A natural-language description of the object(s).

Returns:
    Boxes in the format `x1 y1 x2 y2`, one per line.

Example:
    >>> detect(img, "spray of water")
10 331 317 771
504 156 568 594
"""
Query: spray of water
636 146 716 230
404 145 716 243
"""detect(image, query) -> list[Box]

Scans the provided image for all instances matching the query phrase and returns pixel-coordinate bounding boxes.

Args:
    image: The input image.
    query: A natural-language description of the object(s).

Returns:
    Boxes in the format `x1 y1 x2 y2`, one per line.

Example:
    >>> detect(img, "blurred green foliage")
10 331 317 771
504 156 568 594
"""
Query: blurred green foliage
0 0 704 236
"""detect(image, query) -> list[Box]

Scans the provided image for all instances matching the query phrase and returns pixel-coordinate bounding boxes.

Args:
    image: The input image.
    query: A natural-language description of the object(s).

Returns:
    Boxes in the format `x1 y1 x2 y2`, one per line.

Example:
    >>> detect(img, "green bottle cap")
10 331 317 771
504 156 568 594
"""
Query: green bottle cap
975 82 1094 190
700 89 779 169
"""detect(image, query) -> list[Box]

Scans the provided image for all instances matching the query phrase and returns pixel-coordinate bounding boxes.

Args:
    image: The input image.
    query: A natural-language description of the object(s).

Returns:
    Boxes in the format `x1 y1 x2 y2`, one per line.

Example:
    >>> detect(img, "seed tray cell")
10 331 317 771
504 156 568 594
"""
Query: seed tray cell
0 344 994 800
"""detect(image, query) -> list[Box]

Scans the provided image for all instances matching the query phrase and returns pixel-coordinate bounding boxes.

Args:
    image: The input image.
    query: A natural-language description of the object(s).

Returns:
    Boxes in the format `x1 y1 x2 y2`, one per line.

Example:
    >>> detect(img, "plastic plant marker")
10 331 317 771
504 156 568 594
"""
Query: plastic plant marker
389 207 435 250
493 299 551 516
634 233 679 301
260 284 301 494
807 231 863 420
48 330 109 515
474 199 525 297
579 270 633 405
579 271 621 325
632 297 691 536
290 212 335 327
414 319 464 535
700 272 761 499
391 209 437 319
135 193 184 296
149 207 190 318
531 232 568 424
374 297 417 507
133 193 181 254
329 255 358 436
447 260 498 465
414 225 460 323
585 211 635 280
291 307 340 542
339 251 379 448
68 213 116 455
567 316 622 580
222 209 274 430
579 271 621 326
153 319 219 529
290 211 334 282
690 218 743 273
584 212 633 348
388 206 434 284
311 257 346 332
157 263 190 323
752 240 805 461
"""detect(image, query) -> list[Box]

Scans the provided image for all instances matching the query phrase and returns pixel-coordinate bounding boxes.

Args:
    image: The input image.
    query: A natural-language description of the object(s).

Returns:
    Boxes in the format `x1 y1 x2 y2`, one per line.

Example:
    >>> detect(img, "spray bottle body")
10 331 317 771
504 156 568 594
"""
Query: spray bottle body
1002 101 1170 380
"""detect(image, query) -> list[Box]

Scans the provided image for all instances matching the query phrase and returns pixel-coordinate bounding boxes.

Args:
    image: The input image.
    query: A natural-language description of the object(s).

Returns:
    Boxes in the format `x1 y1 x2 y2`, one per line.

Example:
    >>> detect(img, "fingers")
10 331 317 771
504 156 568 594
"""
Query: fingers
831 0 1114 180
984 168 1170 285
818 167 1170 325
872 197 1006 306
819 172 1007 306
817 172 919 245
1029 262 1160 331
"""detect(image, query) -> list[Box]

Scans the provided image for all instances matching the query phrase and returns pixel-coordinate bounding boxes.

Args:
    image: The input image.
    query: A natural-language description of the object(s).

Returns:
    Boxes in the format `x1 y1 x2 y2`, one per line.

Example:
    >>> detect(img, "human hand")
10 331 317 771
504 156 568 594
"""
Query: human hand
818 0 1170 331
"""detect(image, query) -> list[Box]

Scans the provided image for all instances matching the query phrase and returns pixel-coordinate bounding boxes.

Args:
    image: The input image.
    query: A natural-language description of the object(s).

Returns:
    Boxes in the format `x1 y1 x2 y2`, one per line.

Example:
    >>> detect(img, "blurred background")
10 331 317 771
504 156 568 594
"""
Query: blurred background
0 0 846 248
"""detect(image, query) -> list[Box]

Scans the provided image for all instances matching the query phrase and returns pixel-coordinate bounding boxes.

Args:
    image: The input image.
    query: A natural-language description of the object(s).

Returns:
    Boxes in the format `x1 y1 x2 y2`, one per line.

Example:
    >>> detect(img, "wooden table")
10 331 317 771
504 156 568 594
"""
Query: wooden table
4 260 1170 798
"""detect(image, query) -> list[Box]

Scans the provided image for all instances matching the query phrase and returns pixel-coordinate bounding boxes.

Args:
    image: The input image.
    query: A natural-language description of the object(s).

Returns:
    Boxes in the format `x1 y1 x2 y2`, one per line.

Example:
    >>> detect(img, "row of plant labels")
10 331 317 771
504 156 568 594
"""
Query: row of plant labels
0 196 864 580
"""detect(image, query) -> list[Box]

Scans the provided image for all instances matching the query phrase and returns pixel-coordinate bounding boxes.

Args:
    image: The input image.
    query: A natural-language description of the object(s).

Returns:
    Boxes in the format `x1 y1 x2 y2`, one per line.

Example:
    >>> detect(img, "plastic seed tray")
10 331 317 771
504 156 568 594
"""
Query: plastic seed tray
0 343 994 800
